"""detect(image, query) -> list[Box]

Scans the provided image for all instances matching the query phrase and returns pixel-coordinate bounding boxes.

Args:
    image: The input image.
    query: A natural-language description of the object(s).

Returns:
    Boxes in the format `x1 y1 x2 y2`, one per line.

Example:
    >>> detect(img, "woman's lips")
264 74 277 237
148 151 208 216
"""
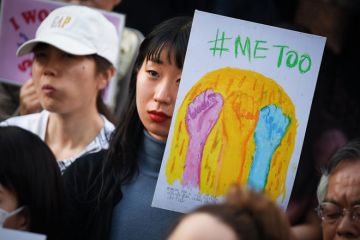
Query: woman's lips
42 84 56 94
148 110 171 123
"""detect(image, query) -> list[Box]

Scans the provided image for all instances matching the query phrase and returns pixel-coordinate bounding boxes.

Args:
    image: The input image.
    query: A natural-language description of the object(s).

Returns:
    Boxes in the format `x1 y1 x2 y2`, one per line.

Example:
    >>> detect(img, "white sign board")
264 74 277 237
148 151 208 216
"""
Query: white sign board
153 10 326 213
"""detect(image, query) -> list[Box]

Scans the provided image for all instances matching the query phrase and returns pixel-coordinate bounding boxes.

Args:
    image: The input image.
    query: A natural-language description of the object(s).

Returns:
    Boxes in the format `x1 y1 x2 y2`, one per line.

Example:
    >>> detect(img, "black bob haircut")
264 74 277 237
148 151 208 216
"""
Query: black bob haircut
0 126 64 240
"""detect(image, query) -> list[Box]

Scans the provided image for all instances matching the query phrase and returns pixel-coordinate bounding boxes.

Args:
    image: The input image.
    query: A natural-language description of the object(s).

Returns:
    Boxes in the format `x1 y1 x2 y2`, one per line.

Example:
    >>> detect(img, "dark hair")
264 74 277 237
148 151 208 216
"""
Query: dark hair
178 204 261 240
168 185 292 240
98 16 192 203
92 54 117 124
0 126 64 240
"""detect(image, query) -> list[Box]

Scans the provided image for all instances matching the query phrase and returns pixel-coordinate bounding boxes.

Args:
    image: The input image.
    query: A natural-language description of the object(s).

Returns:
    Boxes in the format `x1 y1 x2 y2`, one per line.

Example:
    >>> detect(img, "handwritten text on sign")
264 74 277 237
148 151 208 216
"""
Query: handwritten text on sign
10 8 51 73
208 29 312 74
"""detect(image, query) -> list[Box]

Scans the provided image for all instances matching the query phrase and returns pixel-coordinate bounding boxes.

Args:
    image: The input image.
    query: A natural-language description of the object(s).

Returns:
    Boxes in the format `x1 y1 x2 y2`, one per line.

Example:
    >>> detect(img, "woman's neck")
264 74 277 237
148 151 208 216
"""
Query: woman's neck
45 107 104 160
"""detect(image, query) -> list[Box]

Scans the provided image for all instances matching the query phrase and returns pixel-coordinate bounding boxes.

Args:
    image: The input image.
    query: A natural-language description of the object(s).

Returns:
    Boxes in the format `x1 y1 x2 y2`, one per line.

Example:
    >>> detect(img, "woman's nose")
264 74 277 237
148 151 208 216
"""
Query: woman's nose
154 80 172 104
41 54 60 77
43 64 57 77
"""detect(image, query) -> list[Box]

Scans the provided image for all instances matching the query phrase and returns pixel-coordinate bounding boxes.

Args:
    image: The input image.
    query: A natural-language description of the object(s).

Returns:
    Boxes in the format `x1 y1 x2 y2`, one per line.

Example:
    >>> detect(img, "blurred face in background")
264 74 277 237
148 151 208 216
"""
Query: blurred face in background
0 184 28 230
168 213 237 240
322 161 360 240
62 0 121 11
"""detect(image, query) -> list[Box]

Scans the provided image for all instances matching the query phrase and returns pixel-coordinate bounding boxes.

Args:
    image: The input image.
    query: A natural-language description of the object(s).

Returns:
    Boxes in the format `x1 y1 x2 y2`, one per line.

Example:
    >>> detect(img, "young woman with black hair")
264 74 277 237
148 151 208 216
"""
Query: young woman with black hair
63 16 192 240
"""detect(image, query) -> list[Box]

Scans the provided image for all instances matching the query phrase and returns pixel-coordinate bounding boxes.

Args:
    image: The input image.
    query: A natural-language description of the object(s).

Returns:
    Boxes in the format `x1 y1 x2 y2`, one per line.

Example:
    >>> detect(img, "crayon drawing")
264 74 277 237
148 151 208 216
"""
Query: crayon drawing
152 10 325 213
166 67 297 201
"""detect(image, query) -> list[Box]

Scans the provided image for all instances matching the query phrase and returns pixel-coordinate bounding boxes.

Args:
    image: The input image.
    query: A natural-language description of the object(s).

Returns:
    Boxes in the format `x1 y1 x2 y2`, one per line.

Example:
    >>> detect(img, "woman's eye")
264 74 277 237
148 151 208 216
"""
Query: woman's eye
147 70 159 78
176 78 181 85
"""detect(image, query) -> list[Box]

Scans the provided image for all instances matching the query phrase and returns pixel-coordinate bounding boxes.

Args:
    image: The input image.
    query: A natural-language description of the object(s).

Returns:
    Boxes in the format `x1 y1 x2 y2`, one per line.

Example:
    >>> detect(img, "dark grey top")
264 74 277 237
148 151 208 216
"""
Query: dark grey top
110 131 182 240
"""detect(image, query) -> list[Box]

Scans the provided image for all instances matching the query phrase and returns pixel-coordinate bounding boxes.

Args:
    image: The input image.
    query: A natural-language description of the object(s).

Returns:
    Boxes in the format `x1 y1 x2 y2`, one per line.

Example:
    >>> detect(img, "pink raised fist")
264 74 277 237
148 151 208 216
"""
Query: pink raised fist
183 89 224 188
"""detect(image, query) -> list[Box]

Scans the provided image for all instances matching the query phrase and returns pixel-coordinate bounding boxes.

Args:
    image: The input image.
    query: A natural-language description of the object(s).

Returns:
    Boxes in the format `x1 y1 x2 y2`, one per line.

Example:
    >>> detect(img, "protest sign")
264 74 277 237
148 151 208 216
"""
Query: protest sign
152 10 326 213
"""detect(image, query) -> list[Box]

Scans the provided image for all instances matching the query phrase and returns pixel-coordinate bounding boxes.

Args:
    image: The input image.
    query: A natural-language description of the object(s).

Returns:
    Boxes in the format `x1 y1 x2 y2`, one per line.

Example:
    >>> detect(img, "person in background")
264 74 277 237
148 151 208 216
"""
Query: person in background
287 128 348 240
63 16 192 240
0 126 63 240
0 84 19 121
0 5 119 173
285 0 360 238
0 0 20 121
168 185 294 240
316 139 360 240
19 0 144 119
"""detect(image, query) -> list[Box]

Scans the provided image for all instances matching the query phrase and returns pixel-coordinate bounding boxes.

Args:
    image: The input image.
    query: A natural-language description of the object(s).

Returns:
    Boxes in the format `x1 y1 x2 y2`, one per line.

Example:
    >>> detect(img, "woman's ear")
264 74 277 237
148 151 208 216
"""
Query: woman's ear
97 66 116 91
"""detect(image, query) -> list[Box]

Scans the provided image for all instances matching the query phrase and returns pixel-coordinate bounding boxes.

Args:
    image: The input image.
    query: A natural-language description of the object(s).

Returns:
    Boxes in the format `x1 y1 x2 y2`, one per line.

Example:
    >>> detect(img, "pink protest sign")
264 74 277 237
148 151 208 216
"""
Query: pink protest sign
0 0 125 87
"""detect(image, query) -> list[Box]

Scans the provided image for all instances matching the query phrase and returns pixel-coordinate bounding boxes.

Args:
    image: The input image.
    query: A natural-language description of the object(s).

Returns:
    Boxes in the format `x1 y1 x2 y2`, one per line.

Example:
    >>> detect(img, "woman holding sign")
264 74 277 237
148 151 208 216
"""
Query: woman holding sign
0 5 119 173
63 16 192 240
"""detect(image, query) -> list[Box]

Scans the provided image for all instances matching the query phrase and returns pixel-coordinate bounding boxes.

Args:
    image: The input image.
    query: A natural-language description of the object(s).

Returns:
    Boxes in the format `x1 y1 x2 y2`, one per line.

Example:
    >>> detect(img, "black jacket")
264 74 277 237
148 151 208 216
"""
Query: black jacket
63 150 122 240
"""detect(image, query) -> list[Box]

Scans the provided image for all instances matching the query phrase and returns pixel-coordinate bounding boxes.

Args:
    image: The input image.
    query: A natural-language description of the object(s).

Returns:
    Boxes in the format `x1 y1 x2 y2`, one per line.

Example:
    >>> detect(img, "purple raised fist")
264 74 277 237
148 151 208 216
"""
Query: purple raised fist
183 89 224 188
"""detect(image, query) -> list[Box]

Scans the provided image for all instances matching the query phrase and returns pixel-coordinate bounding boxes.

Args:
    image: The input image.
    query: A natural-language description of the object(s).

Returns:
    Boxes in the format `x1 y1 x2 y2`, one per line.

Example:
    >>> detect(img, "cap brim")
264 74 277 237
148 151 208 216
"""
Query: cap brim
16 34 97 57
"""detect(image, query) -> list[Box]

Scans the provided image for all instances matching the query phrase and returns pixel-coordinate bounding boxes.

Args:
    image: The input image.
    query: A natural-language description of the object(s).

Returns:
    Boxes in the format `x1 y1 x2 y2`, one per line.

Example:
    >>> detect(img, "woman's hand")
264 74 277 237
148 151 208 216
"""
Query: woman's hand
19 79 42 115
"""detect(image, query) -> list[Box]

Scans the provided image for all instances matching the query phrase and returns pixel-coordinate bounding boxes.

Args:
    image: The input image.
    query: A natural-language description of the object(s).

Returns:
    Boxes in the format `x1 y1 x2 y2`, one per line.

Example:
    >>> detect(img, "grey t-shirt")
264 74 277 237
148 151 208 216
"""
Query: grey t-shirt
110 131 182 240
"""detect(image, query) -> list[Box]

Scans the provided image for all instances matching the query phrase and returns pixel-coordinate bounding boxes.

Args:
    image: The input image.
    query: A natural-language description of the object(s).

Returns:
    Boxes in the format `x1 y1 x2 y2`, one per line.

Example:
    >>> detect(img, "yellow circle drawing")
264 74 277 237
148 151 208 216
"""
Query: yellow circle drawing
166 67 297 201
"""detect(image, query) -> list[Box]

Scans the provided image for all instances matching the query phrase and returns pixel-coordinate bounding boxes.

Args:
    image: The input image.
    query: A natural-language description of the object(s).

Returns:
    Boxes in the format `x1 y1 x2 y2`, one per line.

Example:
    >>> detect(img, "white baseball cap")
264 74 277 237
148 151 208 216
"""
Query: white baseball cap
16 5 120 67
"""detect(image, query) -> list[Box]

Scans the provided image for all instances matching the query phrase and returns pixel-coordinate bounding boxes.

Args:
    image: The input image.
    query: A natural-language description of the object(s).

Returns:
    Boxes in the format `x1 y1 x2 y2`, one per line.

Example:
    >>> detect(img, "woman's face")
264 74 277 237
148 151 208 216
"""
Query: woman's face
0 184 27 230
62 0 121 11
136 49 182 141
32 45 108 115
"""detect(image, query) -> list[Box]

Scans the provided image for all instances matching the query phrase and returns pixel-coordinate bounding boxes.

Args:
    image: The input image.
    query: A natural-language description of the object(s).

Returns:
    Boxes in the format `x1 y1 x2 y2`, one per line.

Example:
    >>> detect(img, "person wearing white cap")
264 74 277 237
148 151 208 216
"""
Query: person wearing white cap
0 5 120 173
18 0 144 119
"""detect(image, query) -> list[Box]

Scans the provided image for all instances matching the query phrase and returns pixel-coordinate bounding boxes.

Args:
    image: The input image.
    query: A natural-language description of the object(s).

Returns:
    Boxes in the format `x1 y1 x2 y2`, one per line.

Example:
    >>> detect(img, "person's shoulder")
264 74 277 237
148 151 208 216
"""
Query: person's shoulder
0 110 45 128
63 150 108 210
64 150 107 176
63 150 107 198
